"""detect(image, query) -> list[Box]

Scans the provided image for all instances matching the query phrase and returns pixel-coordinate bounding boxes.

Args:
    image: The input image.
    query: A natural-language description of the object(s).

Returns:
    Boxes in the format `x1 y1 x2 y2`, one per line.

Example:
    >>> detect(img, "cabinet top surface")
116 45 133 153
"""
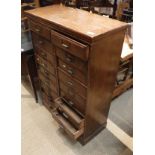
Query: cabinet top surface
26 5 127 41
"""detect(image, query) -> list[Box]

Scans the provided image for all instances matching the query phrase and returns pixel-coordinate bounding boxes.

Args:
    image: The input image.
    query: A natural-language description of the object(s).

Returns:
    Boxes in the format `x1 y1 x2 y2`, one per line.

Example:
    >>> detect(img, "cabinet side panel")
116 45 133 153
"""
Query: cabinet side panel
83 30 126 142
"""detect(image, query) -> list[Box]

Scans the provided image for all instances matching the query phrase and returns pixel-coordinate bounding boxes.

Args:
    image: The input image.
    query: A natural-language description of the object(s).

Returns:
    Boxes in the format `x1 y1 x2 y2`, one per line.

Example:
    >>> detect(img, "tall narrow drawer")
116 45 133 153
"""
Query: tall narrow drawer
55 98 84 129
51 30 89 61
52 109 84 140
29 20 51 40
58 69 87 98
35 47 56 66
32 32 54 55
35 54 56 75
58 59 87 84
56 48 87 73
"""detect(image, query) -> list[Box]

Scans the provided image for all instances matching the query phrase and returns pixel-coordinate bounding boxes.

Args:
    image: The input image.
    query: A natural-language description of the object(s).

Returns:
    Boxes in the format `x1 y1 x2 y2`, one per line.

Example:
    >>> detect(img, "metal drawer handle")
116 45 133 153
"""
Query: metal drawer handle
35 28 41 32
62 43 69 48
63 112 69 119
39 40 43 44
65 57 72 62
59 125 64 129
67 81 73 86
68 101 74 106
41 52 46 57
62 64 66 68
67 69 74 75
41 63 45 67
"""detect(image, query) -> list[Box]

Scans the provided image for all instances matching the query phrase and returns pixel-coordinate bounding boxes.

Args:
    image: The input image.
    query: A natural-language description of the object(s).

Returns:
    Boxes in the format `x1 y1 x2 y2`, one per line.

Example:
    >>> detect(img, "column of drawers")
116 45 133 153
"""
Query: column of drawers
30 20 89 140
30 21 59 110
51 30 89 139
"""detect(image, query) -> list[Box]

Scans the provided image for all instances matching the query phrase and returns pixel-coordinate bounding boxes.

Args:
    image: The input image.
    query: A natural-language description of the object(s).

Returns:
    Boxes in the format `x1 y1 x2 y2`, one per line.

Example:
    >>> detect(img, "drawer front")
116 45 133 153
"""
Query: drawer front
51 30 89 61
32 32 55 55
52 109 84 140
38 70 57 86
40 77 57 94
60 90 86 115
58 59 87 84
35 47 56 66
35 54 56 75
58 69 87 98
55 98 84 129
29 20 51 40
37 65 54 80
42 91 54 109
56 48 87 73
41 84 58 100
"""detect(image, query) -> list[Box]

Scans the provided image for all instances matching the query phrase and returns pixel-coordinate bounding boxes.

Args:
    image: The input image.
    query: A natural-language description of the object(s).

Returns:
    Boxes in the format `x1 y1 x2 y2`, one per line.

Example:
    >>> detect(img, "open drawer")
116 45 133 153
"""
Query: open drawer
55 97 84 129
52 97 84 140
52 109 84 140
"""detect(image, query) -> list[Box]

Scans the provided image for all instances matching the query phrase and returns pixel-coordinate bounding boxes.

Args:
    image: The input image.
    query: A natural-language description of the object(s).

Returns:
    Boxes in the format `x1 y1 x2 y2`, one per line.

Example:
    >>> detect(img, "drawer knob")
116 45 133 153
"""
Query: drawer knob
68 101 74 106
41 63 45 67
66 57 72 62
62 112 69 119
39 40 43 44
67 81 73 86
35 28 41 32
67 69 74 75
44 70 49 76
62 43 69 48
62 64 66 68
41 52 46 57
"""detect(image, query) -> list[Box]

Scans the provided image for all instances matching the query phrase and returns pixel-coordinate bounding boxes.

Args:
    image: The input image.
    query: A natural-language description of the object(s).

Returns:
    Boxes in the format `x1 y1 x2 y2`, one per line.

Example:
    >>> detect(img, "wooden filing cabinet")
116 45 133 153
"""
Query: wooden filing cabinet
25 5 128 144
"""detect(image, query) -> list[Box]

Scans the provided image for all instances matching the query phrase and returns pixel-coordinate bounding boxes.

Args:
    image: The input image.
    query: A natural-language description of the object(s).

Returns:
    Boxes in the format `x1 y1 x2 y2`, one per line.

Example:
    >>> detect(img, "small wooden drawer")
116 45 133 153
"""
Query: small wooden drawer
51 30 89 61
40 77 57 94
58 59 87 84
52 109 84 140
58 69 87 98
35 47 56 66
32 32 55 55
38 70 57 86
56 48 87 73
41 84 58 100
29 20 51 40
60 90 86 115
42 91 54 109
35 54 56 75
55 98 84 129
37 66 52 79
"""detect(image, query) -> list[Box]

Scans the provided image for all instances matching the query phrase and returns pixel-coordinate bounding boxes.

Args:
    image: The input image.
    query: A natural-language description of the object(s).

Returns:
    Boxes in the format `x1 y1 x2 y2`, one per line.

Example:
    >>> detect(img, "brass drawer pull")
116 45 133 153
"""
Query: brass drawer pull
62 64 66 68
41 63 45 67
62 43 69 48
68 100 74 106
62 112 69 119
44 70 49 76
67 69 74 75
65 57 72 62
35 28 41 32
41 52 46 57
39 40 43 44
67 81 73 86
